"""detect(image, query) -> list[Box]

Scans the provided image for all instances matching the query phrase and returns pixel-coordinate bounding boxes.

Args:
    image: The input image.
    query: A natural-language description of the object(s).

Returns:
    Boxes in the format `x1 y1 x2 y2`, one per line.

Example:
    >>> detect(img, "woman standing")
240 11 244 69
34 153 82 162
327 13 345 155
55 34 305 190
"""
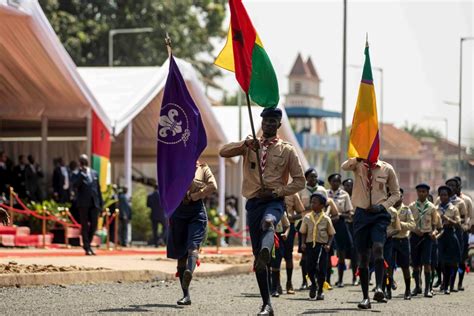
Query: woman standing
167 162 217 305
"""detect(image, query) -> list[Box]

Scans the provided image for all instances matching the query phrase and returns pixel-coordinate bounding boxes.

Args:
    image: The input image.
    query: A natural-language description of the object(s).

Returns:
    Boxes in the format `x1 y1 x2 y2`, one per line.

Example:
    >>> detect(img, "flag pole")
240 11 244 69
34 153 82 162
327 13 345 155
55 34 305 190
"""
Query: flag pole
165 32 172 56
245 93 265 188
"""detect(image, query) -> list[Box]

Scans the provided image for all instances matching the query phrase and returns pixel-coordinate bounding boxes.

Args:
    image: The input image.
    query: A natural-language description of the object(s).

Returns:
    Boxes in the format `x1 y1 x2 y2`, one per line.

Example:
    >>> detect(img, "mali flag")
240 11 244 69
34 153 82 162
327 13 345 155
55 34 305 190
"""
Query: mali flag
91 111 111 191
348 43 380 163
215 0 279 108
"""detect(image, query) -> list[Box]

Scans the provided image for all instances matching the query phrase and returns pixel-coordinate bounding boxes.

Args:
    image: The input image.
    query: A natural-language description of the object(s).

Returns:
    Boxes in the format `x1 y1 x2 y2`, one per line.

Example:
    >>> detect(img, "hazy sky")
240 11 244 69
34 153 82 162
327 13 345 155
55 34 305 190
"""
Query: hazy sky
212 0 473 147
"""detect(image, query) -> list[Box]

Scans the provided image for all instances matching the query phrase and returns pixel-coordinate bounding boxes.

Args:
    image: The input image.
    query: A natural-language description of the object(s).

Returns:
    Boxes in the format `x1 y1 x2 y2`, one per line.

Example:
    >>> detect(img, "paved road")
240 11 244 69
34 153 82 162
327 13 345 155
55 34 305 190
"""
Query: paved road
1 268 472 315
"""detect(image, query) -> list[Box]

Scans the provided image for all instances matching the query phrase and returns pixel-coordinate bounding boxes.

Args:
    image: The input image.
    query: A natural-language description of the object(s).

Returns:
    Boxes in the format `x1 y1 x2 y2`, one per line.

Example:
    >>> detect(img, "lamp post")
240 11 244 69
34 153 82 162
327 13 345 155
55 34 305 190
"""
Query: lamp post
348 65 384 151
340 0 348 166
108 27 153 66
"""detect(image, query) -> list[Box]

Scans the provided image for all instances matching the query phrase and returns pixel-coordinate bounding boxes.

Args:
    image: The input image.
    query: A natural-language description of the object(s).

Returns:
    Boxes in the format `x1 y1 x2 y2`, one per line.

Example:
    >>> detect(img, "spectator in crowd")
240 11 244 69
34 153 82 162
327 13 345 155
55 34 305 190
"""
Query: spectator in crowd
13 155 27 199
0 151 12 197
224 198 239 245
68 160 79 221
72 154 103 256
52 157 70 203
25 154 44 202
147 185 167 247
118 187 132 247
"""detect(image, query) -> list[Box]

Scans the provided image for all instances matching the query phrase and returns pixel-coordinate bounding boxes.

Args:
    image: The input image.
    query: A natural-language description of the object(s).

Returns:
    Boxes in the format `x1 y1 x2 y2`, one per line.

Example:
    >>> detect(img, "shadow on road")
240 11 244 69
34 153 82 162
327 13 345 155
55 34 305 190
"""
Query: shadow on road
237 292 261 298
97 303 183 313
302 307 380 314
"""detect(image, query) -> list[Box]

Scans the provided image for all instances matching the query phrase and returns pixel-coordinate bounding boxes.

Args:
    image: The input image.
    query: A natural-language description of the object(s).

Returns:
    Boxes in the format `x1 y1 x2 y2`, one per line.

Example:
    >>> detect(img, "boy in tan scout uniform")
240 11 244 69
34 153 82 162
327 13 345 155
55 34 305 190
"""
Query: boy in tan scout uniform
382 192 401 300
300 192 336 301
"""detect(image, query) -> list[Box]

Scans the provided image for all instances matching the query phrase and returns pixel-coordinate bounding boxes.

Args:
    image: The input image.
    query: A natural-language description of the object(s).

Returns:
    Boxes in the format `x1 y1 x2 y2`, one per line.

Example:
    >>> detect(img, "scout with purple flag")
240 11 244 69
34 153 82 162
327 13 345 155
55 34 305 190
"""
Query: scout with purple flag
157 54 216 306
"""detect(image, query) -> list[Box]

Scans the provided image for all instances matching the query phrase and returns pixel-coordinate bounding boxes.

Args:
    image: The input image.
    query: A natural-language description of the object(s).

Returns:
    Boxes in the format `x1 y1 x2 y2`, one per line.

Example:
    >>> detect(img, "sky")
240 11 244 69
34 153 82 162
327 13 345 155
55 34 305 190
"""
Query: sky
210 0 473 148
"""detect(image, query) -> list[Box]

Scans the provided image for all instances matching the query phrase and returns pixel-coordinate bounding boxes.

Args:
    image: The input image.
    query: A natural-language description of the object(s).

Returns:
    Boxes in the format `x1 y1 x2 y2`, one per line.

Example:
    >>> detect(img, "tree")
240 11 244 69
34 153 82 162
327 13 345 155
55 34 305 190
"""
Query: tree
39 0 226 81
402 123 442 140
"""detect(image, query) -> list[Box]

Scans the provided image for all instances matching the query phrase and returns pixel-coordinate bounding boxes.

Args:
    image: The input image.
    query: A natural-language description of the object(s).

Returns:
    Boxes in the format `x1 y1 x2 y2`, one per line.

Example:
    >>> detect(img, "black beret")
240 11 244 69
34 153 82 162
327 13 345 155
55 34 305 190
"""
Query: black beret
415 183 430 191
445 177 460 186
327 173 342 182
310 192 327 205
304 168 316 178
260 107 282 119
454 176 461 184
438 185 452 195
342 178 353 185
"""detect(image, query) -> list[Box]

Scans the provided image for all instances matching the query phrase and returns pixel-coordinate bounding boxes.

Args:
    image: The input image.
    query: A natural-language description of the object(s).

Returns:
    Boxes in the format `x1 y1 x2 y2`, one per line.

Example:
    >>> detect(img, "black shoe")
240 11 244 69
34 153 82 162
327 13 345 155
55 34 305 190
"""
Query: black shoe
309 284 317 299
336 281 344 288
424 290 433 298
177 295 191 305
444 289 450 295
182 269 193 290
286 282 295 295
271 290 279 298
391 280 397 290
89 248 96 256
255 248 270 271
316 293 324 300
299 283 309 291
458 285 464 291
358 298 371 309
373 287 386 302
386 289 392 300
404 291 412 300
411 287 421 296
258 304 274 316
85 249 93 256
450 287 458 293
277 284 283 295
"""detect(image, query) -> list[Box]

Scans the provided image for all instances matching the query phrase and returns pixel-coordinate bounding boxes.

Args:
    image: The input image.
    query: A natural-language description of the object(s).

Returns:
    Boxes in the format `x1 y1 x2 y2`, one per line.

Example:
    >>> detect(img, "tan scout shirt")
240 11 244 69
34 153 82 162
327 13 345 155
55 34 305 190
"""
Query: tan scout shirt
451 196 468 226
409 200 438 233
219 137 305 199
300 211 336 244
386 206 401 237
460 193 472 228
299 185 328 211
393 204 415 239
328 188 354 222
285 193 305 223
436 203 461 228
186 163 217 201
341 158 400 210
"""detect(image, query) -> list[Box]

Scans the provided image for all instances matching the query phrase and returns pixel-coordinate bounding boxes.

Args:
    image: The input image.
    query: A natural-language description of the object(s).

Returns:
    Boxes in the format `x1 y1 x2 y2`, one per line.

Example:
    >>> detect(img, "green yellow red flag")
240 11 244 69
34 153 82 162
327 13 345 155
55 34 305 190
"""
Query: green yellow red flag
91 111 110 191
348 42 380 163
214 0 279 108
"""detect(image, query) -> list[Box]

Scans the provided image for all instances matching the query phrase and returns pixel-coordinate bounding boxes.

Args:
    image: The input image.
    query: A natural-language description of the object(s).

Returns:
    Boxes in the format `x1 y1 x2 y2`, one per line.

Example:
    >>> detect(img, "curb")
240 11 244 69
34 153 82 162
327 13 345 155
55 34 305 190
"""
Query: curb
0 264 252 287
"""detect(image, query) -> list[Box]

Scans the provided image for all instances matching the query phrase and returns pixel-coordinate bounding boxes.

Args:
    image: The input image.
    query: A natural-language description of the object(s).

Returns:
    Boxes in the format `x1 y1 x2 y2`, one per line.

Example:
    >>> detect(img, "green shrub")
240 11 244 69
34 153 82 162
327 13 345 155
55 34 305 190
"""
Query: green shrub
131 184 151 242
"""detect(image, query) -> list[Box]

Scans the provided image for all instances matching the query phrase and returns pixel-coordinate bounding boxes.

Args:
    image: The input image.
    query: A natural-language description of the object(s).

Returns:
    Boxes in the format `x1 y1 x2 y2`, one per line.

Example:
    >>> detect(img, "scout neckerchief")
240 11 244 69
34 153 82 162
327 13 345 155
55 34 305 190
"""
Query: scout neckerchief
309 211 325 248
306 185 318 194
259 136 279 172
363 161 379 205
438 202 450 216
415 199 430 229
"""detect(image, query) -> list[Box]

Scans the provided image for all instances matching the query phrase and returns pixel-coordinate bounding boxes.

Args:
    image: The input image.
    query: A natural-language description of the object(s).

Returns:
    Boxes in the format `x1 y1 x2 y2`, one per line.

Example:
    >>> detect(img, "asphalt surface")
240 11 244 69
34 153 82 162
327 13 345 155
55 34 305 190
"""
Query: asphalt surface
1 268 472 315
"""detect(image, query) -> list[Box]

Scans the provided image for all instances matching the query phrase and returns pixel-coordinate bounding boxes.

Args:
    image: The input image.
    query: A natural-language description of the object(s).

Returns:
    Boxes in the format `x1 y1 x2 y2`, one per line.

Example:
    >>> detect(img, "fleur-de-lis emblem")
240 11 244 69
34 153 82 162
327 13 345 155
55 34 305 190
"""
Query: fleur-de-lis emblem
159 109 182 138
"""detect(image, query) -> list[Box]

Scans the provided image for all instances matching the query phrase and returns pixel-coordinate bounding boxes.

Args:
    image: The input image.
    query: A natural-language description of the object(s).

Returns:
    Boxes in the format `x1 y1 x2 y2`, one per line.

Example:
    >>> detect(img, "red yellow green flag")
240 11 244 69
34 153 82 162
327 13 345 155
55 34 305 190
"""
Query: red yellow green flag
91 111 110 191
214 0 279 107
348 43 380 163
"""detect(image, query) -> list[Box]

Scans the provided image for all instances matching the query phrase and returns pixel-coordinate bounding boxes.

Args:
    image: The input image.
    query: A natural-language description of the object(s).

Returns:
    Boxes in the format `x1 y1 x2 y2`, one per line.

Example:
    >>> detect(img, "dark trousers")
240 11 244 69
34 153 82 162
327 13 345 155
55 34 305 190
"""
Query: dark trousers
152 219 168 246
79 206 99 250
119 219 130 246
306 242 328 291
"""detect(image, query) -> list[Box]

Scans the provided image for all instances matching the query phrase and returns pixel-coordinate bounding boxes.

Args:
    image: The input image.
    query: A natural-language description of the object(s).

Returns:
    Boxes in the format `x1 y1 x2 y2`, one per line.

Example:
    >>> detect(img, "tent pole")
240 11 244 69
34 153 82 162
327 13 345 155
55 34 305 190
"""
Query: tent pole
124 122 133 198
86 111 92 158
218 156 226 246
41 115 48 177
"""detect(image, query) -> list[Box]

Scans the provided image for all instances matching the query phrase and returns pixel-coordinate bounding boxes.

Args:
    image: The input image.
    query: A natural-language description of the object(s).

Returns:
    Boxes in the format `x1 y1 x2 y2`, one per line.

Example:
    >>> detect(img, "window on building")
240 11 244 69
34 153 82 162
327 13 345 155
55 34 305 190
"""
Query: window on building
294 81 301 94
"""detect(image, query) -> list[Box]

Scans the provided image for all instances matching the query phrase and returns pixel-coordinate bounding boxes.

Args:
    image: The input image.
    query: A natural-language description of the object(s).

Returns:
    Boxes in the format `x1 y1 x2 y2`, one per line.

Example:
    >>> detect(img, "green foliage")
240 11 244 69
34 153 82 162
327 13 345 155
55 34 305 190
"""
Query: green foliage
131 184 151 242
402 124 442 140
39 0 227 83
18 199 72 233
204 207 227 246
102 184 118 210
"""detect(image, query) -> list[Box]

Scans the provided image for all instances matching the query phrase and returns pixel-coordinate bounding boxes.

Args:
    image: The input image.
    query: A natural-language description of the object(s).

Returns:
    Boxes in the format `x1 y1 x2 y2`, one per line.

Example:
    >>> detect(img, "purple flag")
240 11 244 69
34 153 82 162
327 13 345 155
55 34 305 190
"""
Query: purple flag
157 56 207 217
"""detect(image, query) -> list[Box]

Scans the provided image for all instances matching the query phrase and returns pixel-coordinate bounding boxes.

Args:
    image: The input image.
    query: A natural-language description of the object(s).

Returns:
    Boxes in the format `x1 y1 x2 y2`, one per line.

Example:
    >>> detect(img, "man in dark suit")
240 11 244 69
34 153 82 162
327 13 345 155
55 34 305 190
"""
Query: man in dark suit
118 187 132 247
25 155 44 202
72 154 103 255
147 186 167 247
0 151 13 198
52 157 70 203
13 155 27 199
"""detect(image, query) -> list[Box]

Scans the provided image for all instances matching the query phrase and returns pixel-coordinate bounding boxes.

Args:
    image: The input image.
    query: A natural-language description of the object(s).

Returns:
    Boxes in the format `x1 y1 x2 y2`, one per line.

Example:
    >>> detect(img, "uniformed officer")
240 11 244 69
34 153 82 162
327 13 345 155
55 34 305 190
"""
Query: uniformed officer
298 168 329 290
435 185 461 295
408 183 438 298
283 193 305 294
219 107 305 316
341 158 400 309
391 188 415 300
270 211 290 297
444 178 468 292
343 178 358 285
300 192 336 301
327 173 354 288
382 191 401 300
167 162 217 306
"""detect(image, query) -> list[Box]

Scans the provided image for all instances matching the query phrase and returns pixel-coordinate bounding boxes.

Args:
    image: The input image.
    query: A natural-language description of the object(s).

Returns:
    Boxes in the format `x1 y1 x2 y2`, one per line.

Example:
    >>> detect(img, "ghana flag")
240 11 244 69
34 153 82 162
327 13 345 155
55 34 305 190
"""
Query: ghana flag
348 42 380 163
91 111 111 191
215 0 279 107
